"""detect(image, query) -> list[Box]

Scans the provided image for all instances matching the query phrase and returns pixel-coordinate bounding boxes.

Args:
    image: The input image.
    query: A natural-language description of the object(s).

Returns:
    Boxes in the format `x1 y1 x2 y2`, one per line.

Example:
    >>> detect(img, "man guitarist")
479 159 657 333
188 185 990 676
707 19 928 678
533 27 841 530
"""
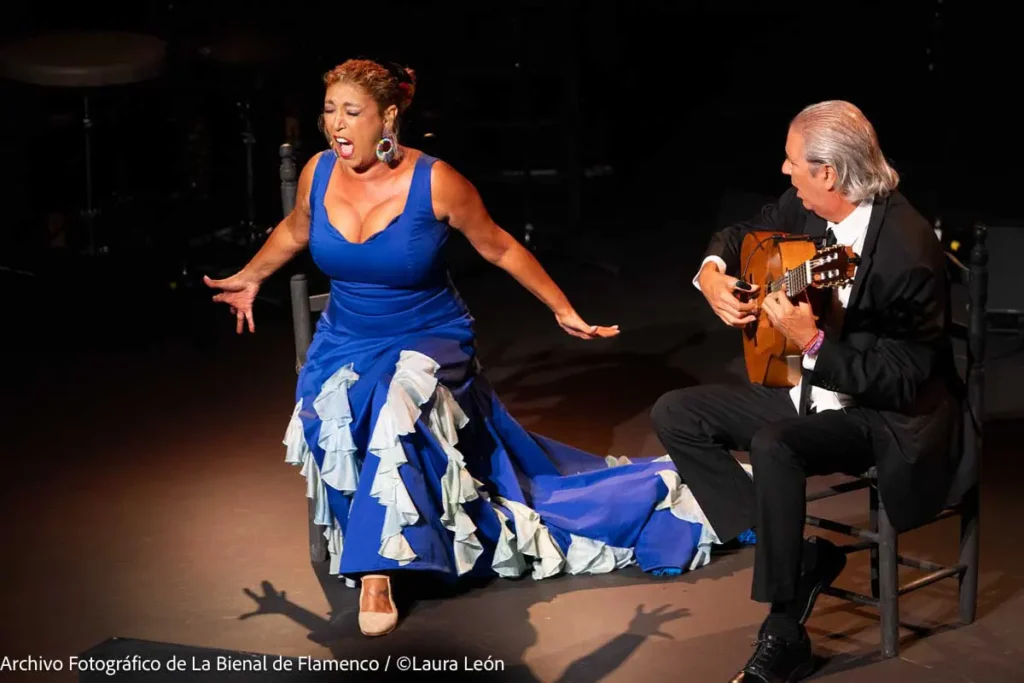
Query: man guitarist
651 101 960 682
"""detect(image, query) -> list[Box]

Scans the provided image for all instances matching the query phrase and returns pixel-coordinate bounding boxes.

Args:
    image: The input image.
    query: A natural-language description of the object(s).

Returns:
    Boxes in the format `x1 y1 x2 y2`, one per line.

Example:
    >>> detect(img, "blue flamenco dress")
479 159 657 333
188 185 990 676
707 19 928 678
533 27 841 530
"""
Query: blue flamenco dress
283 151 747 584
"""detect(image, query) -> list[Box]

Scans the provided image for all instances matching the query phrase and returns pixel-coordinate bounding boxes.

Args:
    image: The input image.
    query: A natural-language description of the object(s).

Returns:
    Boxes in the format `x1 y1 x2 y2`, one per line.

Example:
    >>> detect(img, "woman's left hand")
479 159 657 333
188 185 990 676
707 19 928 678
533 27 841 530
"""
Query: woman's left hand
555 310 620 339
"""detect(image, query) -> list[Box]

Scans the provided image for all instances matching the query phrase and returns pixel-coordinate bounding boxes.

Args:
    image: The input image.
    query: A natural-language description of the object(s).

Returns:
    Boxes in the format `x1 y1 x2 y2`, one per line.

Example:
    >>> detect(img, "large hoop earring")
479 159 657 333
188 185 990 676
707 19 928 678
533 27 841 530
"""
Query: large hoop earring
376 128 399 164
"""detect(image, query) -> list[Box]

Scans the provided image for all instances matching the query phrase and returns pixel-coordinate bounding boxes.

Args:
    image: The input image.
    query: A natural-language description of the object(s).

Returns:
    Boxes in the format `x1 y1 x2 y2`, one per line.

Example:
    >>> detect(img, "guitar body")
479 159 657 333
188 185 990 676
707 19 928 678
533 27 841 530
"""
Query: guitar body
740 231 823 387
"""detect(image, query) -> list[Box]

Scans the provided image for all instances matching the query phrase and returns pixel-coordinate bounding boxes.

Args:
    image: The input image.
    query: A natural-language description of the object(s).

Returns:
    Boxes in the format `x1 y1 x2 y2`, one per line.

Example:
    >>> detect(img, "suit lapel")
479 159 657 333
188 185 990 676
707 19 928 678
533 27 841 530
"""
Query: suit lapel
846 194 888 312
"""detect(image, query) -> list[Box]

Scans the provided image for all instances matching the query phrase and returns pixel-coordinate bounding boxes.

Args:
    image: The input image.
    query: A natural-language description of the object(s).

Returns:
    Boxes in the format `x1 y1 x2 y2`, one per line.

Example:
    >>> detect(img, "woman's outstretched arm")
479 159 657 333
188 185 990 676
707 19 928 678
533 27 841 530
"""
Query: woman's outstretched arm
431 160 618 340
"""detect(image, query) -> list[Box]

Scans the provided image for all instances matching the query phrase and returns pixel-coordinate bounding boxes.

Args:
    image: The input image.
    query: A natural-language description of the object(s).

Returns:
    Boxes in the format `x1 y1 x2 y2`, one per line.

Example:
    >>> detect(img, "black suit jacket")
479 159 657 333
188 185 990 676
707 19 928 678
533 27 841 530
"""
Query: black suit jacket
706 187 962 532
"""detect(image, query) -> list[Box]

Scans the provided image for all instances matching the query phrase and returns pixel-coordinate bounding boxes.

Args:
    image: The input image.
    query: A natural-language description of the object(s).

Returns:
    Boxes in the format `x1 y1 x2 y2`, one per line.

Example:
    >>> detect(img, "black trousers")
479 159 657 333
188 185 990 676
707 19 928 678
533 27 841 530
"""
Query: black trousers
650 383 874 603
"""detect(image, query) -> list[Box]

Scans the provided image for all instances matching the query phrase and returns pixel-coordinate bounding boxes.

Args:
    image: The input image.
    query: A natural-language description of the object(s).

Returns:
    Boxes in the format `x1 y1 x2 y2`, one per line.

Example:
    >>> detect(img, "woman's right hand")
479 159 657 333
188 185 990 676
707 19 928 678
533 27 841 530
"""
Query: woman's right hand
204 272 261 334
697 266 759 328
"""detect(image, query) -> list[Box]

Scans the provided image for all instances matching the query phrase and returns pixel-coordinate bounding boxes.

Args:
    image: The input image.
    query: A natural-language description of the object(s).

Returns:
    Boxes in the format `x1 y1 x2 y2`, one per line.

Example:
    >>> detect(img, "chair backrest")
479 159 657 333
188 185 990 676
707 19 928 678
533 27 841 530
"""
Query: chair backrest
281 143 331 371
280 143 298 217
944 223 989 501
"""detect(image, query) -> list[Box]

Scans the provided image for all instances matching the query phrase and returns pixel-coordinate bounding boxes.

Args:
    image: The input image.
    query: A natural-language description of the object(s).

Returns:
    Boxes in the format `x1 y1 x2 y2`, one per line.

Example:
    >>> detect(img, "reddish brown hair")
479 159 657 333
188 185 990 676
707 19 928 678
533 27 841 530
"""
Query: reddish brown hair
323 59 417 120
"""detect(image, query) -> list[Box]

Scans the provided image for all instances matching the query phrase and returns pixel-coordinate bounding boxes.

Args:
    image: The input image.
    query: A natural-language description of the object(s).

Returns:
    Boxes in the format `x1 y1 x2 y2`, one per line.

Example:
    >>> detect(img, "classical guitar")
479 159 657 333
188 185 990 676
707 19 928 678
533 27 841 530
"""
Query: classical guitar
738 231 858 387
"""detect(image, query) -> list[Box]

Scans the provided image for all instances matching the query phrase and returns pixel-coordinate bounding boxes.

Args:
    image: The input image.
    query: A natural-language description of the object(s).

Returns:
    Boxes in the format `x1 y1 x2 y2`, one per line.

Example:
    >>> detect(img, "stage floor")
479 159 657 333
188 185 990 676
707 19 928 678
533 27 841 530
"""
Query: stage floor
2 222 1022 682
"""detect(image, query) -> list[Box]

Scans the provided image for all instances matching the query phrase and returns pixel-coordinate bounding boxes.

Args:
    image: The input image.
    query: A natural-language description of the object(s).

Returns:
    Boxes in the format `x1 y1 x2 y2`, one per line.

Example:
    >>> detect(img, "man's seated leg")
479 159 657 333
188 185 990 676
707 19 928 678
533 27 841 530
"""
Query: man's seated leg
650 382 797 544
733 410 875 682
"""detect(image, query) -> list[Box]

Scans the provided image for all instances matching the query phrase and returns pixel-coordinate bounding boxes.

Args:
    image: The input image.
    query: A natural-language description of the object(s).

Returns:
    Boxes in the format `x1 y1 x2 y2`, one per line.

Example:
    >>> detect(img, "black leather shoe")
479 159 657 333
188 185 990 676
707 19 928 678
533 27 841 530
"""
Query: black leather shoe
796 536 846 624
729 630 814 682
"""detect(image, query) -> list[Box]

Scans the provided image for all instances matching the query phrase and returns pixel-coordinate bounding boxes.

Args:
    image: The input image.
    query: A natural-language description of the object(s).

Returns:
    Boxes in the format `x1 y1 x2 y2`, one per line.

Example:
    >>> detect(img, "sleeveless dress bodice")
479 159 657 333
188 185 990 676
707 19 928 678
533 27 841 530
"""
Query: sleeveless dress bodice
307 151 473 339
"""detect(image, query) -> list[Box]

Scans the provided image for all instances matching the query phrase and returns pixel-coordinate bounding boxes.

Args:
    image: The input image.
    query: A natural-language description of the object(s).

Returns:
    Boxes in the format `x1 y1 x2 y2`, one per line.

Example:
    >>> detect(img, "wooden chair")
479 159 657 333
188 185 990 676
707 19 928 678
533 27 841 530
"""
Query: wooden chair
279 143 330 563
804 223 988 657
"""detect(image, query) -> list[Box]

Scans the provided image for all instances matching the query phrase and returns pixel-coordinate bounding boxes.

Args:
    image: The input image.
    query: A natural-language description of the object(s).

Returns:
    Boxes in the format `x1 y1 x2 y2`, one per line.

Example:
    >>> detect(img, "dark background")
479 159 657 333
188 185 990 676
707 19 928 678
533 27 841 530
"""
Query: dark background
0 0 1019 355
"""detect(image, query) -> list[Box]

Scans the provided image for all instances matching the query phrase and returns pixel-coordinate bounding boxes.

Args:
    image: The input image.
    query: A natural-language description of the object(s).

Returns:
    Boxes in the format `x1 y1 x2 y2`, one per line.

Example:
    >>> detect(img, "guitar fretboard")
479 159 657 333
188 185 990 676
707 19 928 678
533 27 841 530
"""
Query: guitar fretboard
767 262 811 296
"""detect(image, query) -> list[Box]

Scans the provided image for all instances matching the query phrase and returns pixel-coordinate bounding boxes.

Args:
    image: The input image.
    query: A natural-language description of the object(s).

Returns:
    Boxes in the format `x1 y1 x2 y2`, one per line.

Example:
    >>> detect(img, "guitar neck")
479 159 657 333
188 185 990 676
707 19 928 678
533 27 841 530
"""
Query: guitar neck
769 261 811 297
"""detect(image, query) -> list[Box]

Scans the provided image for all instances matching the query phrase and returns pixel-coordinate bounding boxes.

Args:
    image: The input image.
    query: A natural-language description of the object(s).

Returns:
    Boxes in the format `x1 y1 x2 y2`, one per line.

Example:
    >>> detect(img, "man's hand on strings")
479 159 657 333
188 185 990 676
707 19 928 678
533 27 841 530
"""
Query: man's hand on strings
760 284 818 348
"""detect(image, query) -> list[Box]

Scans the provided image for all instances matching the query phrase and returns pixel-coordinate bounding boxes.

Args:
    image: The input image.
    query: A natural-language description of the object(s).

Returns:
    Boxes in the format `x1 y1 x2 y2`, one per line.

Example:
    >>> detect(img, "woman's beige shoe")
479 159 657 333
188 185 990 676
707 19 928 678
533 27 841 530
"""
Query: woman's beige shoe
358 575 397 636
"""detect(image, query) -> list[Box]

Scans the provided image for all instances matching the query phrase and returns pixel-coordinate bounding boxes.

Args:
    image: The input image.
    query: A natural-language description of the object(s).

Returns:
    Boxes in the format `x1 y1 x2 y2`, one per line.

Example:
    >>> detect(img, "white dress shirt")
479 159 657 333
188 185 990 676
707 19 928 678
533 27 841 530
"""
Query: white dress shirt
693 198 874 413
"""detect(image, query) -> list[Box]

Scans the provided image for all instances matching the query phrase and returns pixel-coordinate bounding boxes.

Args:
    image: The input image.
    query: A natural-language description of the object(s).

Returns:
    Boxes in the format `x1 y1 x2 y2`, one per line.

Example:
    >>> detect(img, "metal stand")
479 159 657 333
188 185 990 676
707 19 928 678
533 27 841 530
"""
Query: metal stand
516 0 619 277
82 94 97 254
80 93 107 256
186 95 267 252
238 97 261 244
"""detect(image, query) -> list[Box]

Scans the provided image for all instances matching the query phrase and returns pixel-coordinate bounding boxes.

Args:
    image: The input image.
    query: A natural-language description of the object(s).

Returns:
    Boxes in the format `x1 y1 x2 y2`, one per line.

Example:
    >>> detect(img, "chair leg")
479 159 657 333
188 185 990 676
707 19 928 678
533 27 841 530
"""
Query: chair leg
870 485 880 599
309 498 328 563
958 487 980 624
877 496 900 658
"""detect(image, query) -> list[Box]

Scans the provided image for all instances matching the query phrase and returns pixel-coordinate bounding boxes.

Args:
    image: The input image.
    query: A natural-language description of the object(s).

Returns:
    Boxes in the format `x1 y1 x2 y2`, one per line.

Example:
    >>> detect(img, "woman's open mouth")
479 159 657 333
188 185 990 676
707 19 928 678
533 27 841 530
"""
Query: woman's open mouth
335 137 354 159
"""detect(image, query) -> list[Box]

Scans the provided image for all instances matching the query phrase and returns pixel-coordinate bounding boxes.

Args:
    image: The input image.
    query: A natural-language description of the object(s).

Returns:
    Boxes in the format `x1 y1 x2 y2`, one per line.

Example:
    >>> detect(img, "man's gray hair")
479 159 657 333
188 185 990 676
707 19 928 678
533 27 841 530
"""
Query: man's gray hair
791 100 899 203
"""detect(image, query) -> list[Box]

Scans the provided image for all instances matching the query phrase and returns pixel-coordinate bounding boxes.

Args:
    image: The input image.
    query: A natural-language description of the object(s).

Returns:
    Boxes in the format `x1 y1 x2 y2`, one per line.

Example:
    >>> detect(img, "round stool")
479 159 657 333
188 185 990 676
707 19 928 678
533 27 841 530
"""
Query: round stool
0 31 166 255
